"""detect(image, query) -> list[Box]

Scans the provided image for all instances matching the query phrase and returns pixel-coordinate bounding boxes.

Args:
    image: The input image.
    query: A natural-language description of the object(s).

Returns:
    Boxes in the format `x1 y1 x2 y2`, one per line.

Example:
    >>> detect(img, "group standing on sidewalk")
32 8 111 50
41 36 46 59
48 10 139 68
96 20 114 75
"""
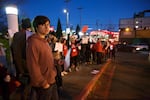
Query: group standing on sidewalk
0 14 117 100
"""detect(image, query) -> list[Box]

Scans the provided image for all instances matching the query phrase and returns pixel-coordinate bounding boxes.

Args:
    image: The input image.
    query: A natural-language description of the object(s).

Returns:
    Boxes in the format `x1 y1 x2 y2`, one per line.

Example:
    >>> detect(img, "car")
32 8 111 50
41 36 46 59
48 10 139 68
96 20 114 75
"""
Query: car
130 43 149 51
116 44 136 52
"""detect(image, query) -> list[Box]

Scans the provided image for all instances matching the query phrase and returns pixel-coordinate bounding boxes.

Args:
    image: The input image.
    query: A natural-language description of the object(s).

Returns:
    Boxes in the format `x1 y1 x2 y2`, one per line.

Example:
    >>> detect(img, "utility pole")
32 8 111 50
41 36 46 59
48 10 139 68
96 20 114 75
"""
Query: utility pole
64 0 71 10
96 19 99 30
77 7 83 28
64 0 71 48
64 0 71 28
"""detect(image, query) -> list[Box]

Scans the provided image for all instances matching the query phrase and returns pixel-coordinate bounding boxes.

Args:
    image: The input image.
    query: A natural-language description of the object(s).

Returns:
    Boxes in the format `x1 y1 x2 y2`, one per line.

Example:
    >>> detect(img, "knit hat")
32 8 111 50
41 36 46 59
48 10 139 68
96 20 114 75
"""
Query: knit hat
21 18 31 29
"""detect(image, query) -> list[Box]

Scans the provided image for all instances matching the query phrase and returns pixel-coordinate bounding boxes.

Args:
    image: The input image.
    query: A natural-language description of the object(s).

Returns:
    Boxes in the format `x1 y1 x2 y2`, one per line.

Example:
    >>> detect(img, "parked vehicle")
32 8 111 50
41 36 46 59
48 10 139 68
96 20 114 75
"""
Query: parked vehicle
130 43 149 51
116 44 136 52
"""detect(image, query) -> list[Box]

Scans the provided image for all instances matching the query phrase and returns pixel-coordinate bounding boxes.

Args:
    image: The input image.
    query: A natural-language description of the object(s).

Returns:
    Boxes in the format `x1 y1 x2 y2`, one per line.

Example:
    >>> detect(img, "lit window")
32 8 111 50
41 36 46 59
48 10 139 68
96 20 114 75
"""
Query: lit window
135 21 139 24
135 26 139 29
125 27 130 31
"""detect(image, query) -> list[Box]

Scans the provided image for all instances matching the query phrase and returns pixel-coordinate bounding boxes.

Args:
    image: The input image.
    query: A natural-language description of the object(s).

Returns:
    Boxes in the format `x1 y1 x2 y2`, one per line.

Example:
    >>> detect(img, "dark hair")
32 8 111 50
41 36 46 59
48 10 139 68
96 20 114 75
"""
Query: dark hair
33 15 50 32
21 18 31 29
61 38 66 43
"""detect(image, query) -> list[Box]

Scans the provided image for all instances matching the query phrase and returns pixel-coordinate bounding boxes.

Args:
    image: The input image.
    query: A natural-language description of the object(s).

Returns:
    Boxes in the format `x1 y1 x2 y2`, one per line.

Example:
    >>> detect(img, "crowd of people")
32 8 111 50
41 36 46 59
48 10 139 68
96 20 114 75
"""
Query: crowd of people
0 15 116 100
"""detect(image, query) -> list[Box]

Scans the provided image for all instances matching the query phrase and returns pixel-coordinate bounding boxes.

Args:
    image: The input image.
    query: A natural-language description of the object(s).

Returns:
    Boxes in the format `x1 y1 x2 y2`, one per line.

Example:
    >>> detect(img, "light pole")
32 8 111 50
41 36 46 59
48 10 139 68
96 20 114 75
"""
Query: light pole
64 0 71 28
77 7 83 28
63 9 69 28
63 9 70 48
63 9 70 35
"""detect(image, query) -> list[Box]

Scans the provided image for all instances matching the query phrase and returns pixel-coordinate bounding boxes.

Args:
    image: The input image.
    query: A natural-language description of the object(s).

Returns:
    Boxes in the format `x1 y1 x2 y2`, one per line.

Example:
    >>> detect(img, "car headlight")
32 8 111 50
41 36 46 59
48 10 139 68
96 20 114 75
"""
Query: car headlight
136 47 140 51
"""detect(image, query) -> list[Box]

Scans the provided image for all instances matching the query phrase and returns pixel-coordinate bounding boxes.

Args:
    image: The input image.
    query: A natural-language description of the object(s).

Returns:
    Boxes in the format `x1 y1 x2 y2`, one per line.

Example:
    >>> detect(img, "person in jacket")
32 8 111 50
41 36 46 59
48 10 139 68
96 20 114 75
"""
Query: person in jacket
11 18 32 99
90 42 97 64
0 63 11 100
26 15 59 100
70 39 79 72
61 38 68 76
95 38 103 64
0 43 7 67
0 62 22 100
11 18 32 79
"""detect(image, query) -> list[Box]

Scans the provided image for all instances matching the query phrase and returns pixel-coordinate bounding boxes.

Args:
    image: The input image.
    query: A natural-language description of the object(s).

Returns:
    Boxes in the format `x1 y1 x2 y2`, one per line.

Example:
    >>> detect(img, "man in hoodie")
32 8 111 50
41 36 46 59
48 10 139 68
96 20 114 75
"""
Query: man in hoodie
26 15 58 100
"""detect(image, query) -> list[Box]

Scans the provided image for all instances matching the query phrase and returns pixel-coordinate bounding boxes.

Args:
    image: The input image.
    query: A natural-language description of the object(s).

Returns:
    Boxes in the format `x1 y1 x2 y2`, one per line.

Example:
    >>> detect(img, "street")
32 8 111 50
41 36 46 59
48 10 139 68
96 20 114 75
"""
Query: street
87 51 150 100
1 51 150 100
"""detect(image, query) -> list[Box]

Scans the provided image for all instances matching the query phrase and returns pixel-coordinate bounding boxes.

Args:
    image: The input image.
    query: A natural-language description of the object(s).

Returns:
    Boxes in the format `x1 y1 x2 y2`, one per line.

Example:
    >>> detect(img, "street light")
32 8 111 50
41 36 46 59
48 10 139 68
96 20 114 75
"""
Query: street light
5 5 19 38
63 9 70 48
63 9 69 28
63 9 70 35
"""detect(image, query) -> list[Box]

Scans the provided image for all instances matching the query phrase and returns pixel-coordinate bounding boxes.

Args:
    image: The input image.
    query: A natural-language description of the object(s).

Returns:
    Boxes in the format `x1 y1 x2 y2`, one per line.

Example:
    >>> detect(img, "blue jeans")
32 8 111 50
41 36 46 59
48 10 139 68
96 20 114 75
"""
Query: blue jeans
29 83 59 100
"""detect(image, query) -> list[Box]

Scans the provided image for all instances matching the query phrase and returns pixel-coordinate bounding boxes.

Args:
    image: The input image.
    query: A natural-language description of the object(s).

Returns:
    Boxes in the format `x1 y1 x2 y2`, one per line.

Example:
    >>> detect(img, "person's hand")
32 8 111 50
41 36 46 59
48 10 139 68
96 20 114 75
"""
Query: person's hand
4 74 11 82
43 83 50 89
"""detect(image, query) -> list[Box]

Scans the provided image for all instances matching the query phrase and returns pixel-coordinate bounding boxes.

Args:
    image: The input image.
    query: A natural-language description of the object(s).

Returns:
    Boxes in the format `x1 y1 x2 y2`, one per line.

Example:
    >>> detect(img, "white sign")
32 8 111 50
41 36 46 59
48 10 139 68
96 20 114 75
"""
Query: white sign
54 42 63 52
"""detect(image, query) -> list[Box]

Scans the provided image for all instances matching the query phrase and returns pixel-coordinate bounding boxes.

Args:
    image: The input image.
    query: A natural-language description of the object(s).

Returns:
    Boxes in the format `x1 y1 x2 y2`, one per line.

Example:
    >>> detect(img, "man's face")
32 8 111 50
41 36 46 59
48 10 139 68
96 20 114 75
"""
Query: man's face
37 21 50 36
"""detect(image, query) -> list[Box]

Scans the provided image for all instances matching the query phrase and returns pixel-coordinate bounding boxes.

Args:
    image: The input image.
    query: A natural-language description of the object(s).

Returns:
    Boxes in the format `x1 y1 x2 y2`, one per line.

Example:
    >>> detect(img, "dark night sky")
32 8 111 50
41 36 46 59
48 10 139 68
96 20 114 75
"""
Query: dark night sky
18 0 150 31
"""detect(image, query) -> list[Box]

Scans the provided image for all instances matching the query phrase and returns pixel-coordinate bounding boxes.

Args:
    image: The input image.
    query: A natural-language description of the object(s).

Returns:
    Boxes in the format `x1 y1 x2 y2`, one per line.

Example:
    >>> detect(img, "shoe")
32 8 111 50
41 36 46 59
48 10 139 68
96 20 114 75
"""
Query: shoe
68 68 72 72
75 67 79 71
63 71 68 75
61 72 64 76
71 65 75 68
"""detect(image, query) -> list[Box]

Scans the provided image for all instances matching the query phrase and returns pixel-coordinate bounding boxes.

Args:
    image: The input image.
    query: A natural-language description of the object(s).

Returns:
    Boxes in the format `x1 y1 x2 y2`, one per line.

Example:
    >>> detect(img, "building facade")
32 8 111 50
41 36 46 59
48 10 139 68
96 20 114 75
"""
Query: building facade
119 10 150 44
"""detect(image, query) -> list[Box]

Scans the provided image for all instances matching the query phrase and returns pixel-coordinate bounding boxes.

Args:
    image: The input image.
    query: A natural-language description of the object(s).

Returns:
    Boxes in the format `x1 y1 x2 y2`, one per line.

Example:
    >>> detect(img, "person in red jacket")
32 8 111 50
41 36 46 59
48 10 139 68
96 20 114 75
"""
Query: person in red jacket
61 38 68 76
70 39 79 72
0 63 11 100
62 38 68 57
0 63 21 100
95 38 103 64
91 42 97 63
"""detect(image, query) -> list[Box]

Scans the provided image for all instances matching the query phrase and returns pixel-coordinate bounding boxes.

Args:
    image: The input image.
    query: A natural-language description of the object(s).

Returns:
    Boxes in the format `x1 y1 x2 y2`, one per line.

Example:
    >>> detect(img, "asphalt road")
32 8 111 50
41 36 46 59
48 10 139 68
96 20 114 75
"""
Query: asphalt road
87 51 150 100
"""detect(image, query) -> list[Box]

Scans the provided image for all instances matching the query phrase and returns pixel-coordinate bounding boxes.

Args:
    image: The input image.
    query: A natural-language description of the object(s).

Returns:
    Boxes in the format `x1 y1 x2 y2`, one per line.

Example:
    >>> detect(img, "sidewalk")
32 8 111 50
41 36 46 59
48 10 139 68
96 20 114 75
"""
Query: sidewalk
59 60 111 100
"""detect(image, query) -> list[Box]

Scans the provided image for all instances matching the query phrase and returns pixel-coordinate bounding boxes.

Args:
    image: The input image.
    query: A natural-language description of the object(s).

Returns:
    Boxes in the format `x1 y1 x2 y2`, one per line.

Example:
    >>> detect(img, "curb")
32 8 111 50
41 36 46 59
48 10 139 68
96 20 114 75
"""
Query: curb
74 59 111 100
